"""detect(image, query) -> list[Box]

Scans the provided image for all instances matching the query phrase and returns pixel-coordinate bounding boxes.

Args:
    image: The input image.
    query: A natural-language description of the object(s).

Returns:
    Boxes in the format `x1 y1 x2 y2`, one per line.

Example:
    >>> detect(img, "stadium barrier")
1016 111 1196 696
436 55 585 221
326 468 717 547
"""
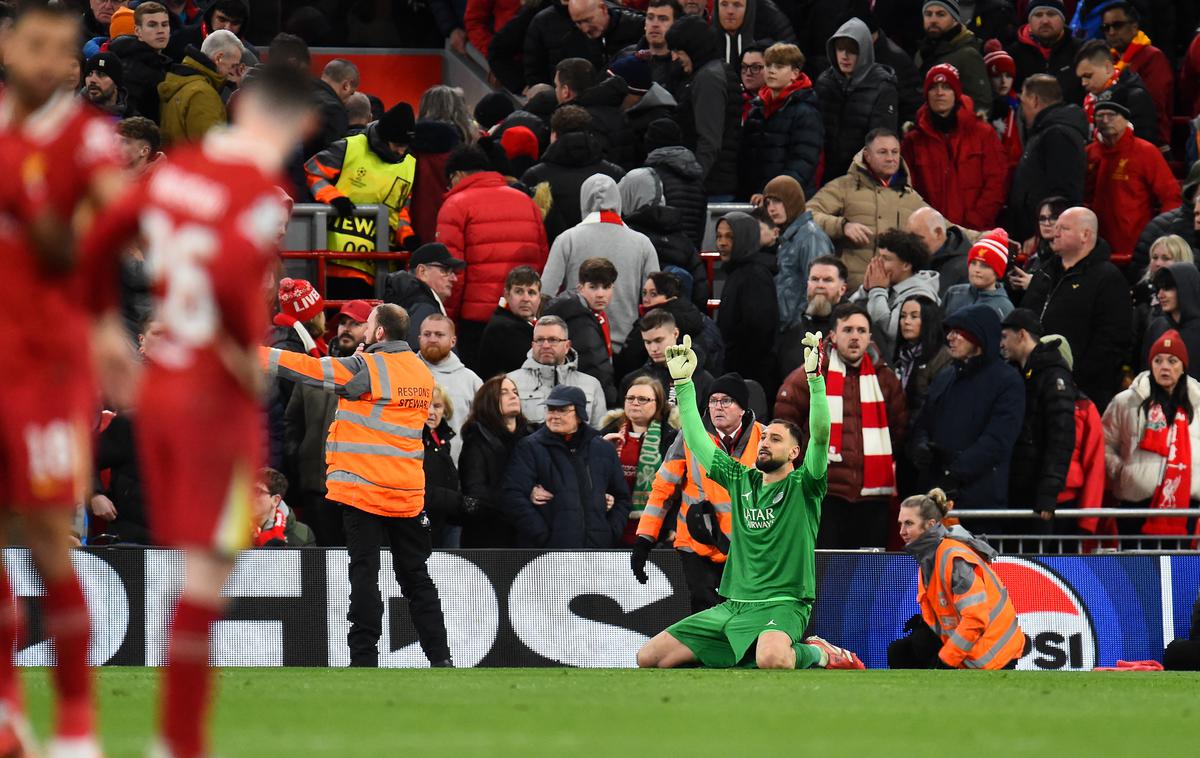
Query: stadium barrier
7 548 1196 671
952 508 1200 553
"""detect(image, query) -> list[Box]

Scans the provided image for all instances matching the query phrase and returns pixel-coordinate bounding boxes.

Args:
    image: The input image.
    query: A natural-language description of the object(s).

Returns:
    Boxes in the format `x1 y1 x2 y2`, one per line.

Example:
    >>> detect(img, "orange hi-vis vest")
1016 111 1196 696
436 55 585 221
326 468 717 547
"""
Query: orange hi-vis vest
919 537 1025 670
262 340 433 518
637 421 764 561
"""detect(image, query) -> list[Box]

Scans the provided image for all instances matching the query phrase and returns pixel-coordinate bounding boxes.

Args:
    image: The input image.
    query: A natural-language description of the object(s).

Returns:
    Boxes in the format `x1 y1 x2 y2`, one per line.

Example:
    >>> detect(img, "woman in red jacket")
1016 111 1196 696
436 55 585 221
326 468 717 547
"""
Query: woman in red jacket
901 64 1009 231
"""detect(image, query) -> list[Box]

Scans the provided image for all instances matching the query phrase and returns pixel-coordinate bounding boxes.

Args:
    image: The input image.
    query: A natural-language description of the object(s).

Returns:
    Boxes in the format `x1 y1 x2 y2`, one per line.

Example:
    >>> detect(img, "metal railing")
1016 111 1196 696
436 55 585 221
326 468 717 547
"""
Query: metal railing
282 204 398 299
951 508 1200 554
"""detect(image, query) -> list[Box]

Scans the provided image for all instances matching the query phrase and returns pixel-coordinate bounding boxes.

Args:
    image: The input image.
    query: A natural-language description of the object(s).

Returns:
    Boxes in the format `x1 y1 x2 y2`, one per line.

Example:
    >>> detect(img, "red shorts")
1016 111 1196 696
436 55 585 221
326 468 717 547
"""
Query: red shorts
137 384 263 552
0 375 93 510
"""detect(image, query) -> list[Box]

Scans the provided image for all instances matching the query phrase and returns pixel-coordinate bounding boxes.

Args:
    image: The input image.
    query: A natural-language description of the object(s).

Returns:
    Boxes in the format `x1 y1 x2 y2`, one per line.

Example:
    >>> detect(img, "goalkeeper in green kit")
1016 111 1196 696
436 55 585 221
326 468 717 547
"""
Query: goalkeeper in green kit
636 332 866 670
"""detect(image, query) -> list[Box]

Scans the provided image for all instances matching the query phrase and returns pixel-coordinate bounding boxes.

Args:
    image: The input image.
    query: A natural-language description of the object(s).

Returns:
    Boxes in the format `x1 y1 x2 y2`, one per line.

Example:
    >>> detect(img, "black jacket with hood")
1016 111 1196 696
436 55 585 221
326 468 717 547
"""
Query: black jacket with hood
625 84 678 165
710 0 796 66
741 77 824 199
477 306 535 380
815 18 900 181
666 16 742 197
1021 239 1132 412
643 145 707 247
520 130 625 242
929 225 972 298
1009 337 1077 513
523 0 592 87
107 35 171 124
382 272 444 347
716 212 779 393
1131 165 1200 279
914 24 993 114
909 304 1025 508
574 75 638 171
1008 24 1085 109
1145 263 1200 381
872 29 923 125
1005 102 1088 240
619 166 708 308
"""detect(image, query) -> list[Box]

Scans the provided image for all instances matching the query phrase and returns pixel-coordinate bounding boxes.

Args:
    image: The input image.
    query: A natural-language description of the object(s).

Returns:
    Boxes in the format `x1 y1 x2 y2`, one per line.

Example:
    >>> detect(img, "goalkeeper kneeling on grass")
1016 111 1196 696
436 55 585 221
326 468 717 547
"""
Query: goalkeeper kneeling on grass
636 333 866 670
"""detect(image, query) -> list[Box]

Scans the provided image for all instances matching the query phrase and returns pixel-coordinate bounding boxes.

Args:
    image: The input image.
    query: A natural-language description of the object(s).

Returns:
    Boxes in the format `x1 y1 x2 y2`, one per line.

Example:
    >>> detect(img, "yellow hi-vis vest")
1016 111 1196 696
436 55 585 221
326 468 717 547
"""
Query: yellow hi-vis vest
326 133 416 280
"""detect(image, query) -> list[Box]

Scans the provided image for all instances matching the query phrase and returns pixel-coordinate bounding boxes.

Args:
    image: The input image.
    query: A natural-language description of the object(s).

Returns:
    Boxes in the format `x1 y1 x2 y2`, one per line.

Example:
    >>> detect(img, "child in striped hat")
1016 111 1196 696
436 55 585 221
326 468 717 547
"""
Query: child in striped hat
941 229 1015 321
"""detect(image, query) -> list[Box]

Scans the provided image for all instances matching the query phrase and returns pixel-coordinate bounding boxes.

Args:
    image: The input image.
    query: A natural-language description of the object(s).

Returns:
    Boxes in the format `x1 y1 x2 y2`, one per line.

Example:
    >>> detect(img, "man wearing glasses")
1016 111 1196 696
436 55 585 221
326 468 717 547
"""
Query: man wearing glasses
507 315 608 427
1100 1 1172 145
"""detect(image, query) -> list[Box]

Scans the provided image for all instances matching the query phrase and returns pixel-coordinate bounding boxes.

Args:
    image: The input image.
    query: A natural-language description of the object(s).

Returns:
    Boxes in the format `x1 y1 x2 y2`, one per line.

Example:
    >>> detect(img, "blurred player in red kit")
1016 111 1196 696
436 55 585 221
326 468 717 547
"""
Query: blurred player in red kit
82 64 317 758
0 5 131 757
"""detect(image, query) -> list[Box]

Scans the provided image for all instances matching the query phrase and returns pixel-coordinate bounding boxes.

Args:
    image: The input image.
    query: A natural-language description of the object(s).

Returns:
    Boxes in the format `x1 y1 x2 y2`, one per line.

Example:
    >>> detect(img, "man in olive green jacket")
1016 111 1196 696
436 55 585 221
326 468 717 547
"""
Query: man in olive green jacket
158 30 243 144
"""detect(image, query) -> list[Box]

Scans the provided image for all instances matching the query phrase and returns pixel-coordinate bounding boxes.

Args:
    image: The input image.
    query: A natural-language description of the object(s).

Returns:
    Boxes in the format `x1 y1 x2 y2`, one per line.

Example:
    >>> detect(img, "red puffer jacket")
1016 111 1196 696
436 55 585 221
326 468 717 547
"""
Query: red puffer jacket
438 171 548 322
901 98 1010 230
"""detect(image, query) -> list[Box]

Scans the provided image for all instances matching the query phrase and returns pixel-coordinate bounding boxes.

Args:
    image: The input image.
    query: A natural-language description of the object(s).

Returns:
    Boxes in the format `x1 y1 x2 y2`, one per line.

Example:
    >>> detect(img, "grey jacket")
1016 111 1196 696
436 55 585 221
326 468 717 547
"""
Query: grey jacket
506 348 609 428
851 270 941 359
942 283 1014 322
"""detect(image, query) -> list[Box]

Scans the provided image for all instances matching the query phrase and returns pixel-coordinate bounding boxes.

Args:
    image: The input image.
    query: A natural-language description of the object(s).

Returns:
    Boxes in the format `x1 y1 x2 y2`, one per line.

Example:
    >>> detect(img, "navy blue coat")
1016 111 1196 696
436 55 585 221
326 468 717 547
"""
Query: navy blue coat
910 304 1025 508
740 83 824 199
501 424 631 548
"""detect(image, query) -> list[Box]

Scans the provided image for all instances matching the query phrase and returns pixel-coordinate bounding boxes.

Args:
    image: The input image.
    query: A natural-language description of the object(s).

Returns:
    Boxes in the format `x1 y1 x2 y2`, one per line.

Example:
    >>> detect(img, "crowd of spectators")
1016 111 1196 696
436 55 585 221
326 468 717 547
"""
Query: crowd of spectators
77 0 1200 551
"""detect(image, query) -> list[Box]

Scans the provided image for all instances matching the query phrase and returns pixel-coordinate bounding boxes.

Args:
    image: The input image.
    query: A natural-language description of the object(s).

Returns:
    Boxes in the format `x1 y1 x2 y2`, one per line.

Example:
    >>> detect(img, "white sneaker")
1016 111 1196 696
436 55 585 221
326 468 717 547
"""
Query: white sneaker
45 737 102 758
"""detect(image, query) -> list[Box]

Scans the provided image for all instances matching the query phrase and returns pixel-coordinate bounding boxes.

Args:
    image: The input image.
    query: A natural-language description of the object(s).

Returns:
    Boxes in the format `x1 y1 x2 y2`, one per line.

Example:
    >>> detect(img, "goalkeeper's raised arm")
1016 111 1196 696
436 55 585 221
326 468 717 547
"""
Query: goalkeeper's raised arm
666 335 723 474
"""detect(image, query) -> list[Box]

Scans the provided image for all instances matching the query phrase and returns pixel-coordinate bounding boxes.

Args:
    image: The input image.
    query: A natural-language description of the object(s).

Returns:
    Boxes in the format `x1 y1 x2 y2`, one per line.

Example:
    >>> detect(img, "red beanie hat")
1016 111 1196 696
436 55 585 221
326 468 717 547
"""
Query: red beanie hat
278 278 324 323
968 228 1010 281
924 63 963 99
500 126 540 161
983 49 1016 78
1150 329 1189 370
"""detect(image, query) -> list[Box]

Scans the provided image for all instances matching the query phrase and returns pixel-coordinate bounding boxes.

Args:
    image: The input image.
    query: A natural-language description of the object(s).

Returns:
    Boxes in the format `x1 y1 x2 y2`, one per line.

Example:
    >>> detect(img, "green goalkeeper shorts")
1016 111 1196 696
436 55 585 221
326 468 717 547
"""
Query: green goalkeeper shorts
666 599 813 668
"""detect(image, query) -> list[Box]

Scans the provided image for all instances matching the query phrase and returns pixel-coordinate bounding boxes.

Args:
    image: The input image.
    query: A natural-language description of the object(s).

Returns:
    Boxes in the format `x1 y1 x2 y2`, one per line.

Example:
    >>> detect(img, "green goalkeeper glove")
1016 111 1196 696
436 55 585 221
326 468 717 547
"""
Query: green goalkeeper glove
665 334 697 383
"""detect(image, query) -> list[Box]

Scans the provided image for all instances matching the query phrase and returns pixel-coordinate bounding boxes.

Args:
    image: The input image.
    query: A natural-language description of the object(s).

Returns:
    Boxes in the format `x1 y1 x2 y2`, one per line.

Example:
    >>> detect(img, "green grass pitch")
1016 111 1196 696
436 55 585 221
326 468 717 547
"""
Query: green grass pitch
18 667 1200 756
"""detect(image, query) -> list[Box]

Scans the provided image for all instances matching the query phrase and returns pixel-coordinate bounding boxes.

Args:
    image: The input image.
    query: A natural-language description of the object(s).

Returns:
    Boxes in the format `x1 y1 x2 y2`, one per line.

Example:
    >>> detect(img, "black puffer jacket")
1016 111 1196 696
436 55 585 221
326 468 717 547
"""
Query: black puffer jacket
643 146 707 247
816 18 900 181
382 271 442 347
667 16 741 197
523 1 591 87
929 225 972 297
1021 240 1132 412
423 421 464 546
520 131 625 242
716 212 779 393
107 36 171 124
575 76 637 171
1007 25 1084 110
1008 338 1077 513
1005 102 1088 241
1144 263 1200 381
459 421 534 547
544 292 617 406
873 30 923 125
477 306 535 380
1132 163 1200 279
623 203 708 308
625 84 678 165
740 80 824 199
490 0 548 93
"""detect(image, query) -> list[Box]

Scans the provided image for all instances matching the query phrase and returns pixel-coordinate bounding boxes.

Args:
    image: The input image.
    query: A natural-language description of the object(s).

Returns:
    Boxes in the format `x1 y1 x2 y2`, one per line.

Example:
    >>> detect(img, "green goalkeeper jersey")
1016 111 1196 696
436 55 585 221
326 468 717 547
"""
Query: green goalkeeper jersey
675 378 830 603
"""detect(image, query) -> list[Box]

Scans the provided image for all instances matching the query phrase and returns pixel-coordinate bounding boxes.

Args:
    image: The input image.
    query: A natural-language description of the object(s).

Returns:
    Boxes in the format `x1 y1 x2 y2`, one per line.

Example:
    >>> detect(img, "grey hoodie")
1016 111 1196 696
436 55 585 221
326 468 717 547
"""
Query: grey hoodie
506 348 609 428
851 269 942 359
420 350 483 462
540 174 661 351
825 18 876 88
618 167 664 215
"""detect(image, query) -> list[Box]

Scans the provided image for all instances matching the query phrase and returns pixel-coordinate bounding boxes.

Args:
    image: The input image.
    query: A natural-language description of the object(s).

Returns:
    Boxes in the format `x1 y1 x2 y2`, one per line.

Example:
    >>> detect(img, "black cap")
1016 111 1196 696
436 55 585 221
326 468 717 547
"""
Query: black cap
644 118 682 152
409 242 466 270
1000 308 1043 337
1093 100 1131 120
84 52 123 89
473 91 515 130
708 372 750 411
377 102 415 144
544 385 588 419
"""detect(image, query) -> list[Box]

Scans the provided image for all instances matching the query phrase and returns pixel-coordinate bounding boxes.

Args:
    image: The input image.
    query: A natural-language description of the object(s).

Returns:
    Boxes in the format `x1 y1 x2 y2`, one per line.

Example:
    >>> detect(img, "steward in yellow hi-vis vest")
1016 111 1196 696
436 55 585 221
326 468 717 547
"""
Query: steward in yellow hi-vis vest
304 102 417 286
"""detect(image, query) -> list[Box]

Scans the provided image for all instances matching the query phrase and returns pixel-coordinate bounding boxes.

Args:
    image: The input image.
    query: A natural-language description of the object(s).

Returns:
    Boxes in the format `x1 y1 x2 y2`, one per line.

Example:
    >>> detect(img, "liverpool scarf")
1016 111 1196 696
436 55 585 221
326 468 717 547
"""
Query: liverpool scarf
1113 31 1151 76
826 351 896 496
631 420 663 517
1138 402 1192 536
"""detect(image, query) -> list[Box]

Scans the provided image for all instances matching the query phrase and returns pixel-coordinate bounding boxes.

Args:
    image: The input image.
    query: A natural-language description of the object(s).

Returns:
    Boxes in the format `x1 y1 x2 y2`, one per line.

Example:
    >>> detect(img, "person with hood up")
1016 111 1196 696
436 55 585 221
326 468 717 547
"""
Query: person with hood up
1146 263 1200 382
1007 0 1085 107
740 42 823 199
501 384 632 547
714 211 779 393
665 14 742 199
1103 329 1200 544
809 128 929 291
908 303 1025 510
761 175 834 336
1132 164 1200 278
942 229 1015 321
541 174 661 352
901 63 1009 232
905 207 969 297
710 0 795 67
1003 74 1087 242
520 105 625 243
815 17 899 182
1084 101 1180 270
913 1 992 114
417 314 483 462
507 316 609 427
610 55 679 166
890 488 1026 670
619 167 707 308
999 309 1076 521
850 229 941 361
1131 237 1194 372
641 118 707 248
157 29 243 144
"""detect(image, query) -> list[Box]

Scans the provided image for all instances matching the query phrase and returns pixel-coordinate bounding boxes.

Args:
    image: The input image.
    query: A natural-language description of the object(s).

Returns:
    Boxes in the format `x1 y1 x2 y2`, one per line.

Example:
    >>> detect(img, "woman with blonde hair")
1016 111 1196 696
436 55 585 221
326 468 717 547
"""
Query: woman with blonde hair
888 488 1026 670
423 385 467 547
418 85 478 144
1133 235 1196 372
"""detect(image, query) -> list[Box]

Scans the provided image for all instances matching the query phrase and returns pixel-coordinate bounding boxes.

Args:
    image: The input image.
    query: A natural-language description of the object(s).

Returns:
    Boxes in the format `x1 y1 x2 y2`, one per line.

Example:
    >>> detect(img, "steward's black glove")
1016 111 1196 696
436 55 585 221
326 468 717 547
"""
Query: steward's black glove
686 501 730 554
330 196 356 218
630 536 653 584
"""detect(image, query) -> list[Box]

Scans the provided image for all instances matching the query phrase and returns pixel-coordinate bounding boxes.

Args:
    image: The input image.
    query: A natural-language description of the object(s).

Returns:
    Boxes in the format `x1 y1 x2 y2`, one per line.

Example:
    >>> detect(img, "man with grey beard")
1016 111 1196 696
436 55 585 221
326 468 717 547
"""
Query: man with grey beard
778 256 849 378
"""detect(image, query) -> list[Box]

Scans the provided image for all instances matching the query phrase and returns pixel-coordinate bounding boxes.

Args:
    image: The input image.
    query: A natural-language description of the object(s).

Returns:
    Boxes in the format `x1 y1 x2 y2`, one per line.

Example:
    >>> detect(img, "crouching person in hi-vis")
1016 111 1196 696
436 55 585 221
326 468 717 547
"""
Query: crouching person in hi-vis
262 303 453 668
636 334 865 670
891 488 1028 670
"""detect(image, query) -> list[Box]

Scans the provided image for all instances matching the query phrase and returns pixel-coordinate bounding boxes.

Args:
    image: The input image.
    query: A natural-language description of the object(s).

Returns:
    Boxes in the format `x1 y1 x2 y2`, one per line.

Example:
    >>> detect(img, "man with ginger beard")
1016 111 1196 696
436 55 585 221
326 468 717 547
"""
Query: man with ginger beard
778 255 849 379
418 313 482 462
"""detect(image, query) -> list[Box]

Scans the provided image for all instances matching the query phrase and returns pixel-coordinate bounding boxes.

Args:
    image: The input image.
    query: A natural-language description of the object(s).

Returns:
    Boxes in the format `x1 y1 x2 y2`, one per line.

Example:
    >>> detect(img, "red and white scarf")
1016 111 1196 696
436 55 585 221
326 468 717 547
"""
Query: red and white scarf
1138 402 1193 536
825 351 895 497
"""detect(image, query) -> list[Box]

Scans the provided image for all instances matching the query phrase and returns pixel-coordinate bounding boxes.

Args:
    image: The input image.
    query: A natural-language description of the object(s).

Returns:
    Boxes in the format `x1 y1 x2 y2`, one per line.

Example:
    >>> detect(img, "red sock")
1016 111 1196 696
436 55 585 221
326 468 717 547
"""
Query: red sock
0 570 20 709
162 600 220 758
42 574 93 738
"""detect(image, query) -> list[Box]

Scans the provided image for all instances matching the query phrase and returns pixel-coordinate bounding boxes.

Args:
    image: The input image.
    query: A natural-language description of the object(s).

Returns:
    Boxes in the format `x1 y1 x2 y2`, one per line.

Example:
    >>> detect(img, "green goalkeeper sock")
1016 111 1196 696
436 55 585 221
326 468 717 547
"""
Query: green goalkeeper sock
793 643 824 669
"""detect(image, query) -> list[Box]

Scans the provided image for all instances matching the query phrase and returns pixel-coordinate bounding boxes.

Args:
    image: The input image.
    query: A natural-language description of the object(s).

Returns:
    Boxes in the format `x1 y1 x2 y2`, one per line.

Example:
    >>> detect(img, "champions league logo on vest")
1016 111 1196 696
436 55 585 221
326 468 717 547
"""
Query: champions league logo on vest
992 559 1098 671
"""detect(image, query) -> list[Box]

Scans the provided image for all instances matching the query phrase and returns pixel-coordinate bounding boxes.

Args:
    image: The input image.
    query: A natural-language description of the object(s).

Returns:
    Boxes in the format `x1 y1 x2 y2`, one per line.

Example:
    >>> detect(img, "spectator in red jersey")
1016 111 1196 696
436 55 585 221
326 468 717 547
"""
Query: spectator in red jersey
252 468 315 547
902 63 1008 232
464 0 522 58
115 116 161 175
1084 101 1180 269
1100 2 1173 147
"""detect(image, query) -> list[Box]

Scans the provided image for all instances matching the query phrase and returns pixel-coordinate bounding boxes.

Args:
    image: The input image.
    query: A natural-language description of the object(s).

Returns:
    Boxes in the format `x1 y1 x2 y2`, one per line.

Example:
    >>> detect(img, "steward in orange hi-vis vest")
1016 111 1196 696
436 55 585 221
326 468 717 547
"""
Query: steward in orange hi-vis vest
261 340 434 518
